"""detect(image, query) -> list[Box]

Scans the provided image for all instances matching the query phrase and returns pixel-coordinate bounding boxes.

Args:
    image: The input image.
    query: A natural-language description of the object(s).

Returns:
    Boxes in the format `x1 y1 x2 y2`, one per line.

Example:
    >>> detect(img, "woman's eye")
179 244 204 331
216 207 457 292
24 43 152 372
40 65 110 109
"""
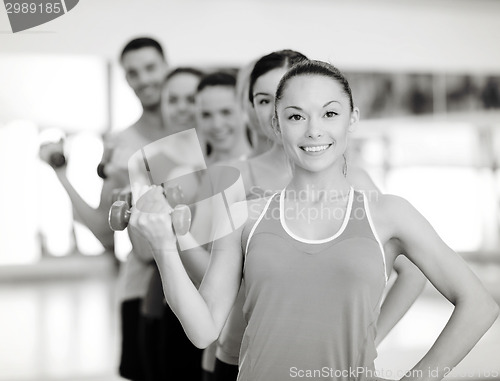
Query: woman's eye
324 111 338 118
258 99 269 105
288 114 303 121
168 97 178 104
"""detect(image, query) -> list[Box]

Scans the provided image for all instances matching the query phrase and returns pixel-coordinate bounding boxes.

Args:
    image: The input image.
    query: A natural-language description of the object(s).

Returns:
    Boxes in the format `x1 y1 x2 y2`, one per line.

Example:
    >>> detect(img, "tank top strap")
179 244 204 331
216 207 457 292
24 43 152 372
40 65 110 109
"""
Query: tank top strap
343 190 388 282
341 190 371 237
243 193 278 257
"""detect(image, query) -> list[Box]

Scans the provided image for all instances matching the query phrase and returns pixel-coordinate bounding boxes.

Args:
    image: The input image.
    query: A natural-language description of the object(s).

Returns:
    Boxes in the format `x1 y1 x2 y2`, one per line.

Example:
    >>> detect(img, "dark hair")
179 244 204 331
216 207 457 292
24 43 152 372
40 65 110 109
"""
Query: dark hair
197 71 237 93
248 49 308 104
120 37 165 62
275 60 354 121
165 67 204 84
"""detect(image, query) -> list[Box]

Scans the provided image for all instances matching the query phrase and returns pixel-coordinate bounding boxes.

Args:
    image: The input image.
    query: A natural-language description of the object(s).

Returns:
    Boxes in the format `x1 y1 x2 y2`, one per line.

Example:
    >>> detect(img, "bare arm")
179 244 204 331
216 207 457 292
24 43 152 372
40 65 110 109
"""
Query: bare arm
375 250 426 347
378 196 499 381
38 138 131 252
53 165 121 252
349 167 427 346
174 160 249 287
130 224 211 284
174 171 218 286
177 236 211 287
130 186 247 348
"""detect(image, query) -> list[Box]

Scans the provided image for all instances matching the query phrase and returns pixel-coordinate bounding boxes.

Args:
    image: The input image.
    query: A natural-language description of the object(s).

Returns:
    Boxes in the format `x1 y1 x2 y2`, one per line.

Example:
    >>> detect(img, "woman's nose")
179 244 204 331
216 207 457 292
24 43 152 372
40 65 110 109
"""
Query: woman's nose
306 118 322 139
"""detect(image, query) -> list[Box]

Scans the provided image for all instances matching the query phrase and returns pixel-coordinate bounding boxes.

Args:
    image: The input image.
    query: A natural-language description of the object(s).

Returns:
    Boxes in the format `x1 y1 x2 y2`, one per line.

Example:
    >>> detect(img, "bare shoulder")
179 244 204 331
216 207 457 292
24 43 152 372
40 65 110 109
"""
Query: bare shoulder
214 157 246 171
368 193 413 215
227 195 269 238
238 195 274 249
105 123 142 146
365 192 420 233
347 166 381 193
214 196 272 251
247 195 273 221
230 196 272 227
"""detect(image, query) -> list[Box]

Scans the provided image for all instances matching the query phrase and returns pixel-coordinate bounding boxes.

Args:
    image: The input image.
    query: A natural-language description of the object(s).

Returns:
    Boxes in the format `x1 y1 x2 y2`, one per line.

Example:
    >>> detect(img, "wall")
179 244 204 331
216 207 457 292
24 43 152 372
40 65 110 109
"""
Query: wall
1 0 500 73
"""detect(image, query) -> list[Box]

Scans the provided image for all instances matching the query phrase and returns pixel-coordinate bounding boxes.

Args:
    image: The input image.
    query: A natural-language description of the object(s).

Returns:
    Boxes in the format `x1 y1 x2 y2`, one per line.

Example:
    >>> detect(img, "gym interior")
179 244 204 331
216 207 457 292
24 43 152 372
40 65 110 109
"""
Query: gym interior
0 1 499 380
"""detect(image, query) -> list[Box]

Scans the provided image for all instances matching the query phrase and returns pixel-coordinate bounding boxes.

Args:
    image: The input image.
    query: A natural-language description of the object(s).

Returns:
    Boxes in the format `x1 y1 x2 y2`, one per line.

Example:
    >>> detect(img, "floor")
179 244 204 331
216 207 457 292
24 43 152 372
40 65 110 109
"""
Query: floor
0 255 122 381
0 256 499 381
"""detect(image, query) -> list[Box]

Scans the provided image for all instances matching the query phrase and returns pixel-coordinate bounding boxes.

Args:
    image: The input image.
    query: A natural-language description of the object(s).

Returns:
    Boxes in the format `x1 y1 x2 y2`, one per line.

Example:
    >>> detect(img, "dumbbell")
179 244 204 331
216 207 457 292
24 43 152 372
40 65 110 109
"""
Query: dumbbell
97 143 115 179
39 139 66 169
97 162 107 179
108 184 191 236
163 185 192 236
107 188 133 231
111 188 132 205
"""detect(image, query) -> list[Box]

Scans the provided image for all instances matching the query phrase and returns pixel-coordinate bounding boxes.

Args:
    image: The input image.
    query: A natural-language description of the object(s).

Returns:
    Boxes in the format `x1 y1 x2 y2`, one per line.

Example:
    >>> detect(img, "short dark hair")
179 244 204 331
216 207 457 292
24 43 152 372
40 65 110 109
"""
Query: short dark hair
249 49 308 104
120 37 165 62
197 72 237 93
165 67 204 84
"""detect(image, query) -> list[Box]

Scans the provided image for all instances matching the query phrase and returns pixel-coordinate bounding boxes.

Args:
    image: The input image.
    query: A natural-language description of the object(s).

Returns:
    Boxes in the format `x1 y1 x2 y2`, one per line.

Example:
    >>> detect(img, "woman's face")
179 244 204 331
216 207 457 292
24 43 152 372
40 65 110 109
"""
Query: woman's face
196 85 243 153
252 67 288 144
161 73 200 132
276 74 358 174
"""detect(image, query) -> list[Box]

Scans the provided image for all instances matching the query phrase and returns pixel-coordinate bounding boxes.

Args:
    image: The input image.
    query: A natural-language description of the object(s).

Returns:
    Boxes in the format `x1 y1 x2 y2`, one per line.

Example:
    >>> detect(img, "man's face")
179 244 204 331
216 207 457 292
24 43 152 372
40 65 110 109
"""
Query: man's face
122 47 168 109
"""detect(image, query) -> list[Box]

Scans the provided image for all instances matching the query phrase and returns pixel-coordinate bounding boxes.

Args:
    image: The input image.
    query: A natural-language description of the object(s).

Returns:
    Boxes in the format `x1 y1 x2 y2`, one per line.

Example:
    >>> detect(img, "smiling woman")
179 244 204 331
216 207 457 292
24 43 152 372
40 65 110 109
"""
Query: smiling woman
273 64 357 179
129 60 499 381
161 67 204 133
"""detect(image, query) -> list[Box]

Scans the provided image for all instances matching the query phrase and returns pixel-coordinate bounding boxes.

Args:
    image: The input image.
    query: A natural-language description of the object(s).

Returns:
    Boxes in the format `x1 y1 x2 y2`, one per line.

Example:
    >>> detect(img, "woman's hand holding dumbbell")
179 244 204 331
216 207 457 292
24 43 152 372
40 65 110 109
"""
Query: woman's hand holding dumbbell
129 185 190 252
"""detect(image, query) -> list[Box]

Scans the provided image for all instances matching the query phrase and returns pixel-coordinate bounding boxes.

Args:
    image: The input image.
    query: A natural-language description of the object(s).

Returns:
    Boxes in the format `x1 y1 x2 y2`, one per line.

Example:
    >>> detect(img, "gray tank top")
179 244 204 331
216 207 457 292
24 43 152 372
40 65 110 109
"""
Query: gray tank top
237 189 387 381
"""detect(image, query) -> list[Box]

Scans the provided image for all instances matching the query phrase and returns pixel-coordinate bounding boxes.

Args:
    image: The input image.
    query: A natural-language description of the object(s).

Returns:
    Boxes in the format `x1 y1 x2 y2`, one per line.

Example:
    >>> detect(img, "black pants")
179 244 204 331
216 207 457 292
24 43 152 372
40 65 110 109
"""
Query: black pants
202 370 215 381
214 358 239 381
160 304 203 379
140 315 164 380
119 298 146 380
120 299 203 380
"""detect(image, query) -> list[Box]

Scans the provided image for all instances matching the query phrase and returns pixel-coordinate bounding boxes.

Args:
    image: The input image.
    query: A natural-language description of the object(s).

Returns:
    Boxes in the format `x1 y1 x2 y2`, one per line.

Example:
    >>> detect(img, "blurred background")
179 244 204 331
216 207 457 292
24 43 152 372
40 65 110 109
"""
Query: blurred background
0 0 499 380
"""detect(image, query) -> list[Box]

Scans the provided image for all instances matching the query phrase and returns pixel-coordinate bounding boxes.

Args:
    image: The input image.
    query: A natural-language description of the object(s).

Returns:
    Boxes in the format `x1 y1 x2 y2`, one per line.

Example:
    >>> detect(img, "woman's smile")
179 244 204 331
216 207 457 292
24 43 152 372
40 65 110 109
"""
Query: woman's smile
300 143 333 154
